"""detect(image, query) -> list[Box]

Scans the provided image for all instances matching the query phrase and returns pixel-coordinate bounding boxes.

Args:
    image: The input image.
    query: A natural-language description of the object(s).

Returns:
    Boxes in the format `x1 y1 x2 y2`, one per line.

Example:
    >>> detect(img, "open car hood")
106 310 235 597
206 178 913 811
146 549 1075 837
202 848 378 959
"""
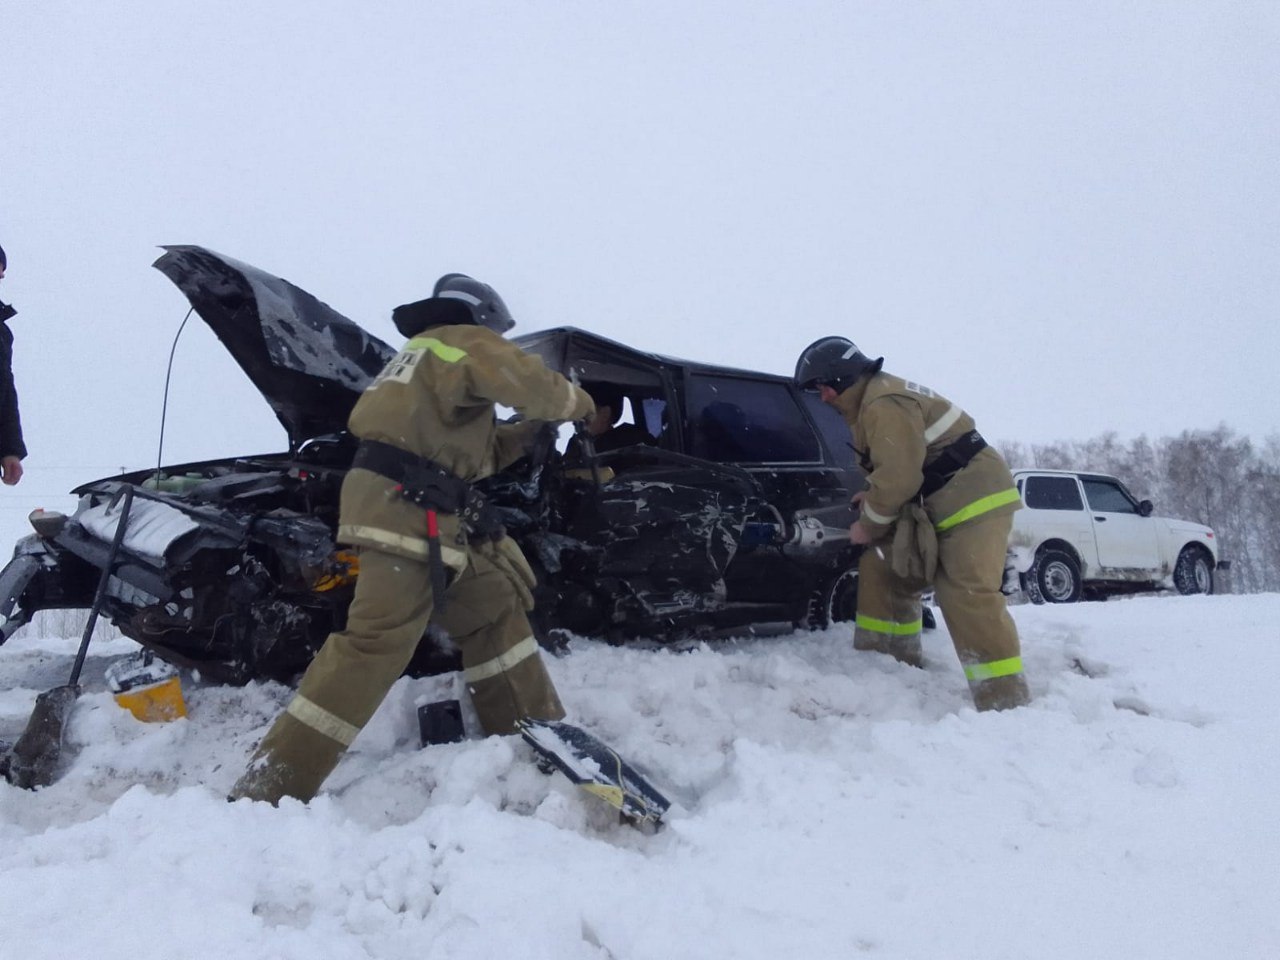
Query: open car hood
153 246 395 449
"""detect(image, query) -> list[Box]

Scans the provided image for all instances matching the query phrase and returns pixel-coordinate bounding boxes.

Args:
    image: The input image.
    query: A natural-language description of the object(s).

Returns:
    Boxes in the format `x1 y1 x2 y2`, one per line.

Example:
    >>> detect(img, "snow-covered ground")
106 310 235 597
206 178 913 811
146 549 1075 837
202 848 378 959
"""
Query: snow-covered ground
2 594 1277 960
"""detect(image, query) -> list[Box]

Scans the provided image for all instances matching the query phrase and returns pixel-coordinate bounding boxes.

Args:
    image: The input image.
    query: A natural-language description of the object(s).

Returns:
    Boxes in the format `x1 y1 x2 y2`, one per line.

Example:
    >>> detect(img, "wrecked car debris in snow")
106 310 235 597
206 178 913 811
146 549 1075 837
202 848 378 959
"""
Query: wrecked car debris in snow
0 246 875 687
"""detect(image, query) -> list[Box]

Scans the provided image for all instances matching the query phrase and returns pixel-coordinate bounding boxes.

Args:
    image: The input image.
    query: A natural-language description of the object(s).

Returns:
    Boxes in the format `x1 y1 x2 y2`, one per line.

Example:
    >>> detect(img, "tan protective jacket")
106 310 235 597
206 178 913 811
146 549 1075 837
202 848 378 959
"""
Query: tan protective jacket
338 324 594 572
831 372 1020 542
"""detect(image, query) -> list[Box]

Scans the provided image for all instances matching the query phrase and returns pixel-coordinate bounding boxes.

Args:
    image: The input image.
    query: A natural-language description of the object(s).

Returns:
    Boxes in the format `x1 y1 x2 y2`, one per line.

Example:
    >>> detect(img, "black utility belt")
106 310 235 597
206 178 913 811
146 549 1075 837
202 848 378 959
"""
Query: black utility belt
353 439 470 512
352 439 504 541
919 429 987 499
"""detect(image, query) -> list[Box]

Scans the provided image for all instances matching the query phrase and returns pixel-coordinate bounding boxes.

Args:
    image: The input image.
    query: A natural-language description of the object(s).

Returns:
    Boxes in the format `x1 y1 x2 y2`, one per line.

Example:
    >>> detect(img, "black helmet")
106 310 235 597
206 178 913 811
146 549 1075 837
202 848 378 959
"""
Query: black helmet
794 336 883 393
432 273 515 334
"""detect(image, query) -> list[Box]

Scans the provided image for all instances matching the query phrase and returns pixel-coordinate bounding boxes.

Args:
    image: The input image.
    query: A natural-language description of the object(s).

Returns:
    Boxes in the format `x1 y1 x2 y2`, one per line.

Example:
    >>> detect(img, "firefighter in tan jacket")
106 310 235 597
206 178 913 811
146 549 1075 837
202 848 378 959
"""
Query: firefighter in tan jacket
794 337 1030 711
231 274 595 804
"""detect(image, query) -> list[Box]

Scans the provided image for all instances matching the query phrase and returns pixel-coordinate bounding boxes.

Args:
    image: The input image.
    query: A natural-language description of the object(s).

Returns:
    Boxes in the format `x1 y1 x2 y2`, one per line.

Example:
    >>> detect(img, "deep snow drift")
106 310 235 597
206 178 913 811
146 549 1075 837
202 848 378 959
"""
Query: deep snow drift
2 594 1277 960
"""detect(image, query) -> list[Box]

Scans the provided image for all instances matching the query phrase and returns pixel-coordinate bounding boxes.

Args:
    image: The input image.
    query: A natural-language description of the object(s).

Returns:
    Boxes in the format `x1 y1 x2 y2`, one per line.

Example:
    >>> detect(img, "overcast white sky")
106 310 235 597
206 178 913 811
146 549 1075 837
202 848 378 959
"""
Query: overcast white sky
2 1 1277 546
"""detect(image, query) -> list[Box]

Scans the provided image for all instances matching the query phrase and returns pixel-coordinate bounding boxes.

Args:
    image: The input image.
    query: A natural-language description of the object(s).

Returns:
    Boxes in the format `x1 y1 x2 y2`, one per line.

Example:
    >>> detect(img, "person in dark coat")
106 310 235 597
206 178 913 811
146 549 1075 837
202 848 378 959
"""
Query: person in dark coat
0 244 26 486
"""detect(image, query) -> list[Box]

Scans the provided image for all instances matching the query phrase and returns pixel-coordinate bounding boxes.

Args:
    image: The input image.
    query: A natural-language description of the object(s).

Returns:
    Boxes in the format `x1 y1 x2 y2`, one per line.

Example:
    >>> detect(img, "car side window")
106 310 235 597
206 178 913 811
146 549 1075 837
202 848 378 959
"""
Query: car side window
801 392 860 473
1082 478 1138 514
687 374 821 463
1023 475 1084 510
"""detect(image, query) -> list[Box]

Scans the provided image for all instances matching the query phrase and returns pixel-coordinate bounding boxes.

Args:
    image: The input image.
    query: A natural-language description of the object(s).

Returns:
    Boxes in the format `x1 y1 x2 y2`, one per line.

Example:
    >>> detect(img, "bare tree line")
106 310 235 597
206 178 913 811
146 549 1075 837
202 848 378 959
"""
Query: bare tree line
998 426 1280 594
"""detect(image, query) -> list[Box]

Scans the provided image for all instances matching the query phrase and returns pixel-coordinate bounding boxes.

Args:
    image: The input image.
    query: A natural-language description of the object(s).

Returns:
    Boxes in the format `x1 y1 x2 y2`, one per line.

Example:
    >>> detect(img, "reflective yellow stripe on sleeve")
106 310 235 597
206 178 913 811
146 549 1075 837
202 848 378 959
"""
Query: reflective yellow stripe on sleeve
964 656 1024 681
406 336 468 363
934 488 1021 532
861 502 899 525
855 613 924 636
923 404 963 444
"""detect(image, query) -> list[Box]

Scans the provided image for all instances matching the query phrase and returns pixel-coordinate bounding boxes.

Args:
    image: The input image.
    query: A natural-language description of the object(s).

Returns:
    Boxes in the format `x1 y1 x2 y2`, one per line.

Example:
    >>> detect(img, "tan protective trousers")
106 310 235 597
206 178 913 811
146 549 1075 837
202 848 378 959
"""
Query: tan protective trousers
229 541 564 804
853 511 1029 710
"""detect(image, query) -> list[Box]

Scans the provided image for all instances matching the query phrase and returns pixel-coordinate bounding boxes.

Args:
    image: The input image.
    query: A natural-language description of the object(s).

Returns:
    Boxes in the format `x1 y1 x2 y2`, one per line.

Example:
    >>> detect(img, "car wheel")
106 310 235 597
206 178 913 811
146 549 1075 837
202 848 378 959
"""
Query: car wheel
1028 548 1082 603
1173 546 1214 596
804 566 858 629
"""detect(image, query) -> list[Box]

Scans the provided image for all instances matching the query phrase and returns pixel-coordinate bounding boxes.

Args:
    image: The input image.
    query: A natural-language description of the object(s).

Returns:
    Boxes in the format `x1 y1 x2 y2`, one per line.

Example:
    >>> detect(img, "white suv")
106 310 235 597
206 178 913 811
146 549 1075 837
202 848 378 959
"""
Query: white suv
1006 469 1227 603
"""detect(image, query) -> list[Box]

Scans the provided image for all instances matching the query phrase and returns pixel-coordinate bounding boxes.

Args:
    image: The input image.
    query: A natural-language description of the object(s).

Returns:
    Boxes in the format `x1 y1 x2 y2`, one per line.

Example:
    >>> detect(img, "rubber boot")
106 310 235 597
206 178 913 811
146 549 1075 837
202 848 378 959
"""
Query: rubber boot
970 673 1031 711
853 629 924 669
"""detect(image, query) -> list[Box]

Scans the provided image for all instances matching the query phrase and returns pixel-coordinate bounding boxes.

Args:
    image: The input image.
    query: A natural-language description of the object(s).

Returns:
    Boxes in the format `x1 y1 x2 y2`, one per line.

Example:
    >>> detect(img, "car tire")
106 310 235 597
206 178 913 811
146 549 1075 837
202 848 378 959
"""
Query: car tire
804 566 858 629
1026 548 1082 604
1173 546 1214 596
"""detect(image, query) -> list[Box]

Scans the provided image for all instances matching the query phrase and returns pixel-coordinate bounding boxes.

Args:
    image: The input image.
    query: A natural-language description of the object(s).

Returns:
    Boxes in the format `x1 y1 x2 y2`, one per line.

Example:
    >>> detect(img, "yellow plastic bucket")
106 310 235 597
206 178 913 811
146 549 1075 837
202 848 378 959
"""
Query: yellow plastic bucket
114 676 187 723
106 652 187 723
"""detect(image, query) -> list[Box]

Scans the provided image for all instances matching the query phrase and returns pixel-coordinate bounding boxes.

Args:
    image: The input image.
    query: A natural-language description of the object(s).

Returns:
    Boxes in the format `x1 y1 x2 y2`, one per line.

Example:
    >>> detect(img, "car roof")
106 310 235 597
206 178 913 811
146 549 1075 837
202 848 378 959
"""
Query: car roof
514 326 794 385
1013 468 1130 484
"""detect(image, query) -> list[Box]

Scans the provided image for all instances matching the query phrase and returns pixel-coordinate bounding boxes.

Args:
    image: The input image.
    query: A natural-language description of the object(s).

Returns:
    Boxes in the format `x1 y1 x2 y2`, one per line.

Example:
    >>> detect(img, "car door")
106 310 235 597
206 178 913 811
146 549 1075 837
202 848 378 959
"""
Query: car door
1079 475 1161 574
1018 474 1097 568
683 371 837 603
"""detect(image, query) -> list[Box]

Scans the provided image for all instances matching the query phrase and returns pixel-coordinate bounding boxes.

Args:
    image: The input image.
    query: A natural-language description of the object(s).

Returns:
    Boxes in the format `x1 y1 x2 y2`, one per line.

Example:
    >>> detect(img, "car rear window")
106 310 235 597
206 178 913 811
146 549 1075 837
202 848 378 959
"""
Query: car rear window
1023 475 1084 511
687 374 821 463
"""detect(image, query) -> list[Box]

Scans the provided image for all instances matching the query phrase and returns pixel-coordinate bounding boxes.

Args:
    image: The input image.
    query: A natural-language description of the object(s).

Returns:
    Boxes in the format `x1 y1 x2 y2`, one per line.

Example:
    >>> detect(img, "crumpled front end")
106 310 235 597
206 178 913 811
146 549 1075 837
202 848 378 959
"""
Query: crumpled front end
1 472 348 683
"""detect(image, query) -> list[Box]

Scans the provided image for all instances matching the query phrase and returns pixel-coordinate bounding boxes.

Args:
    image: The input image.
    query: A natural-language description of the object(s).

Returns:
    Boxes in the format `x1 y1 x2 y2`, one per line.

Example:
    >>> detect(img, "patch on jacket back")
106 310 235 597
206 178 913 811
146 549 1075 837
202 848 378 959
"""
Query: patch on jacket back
370 345 428 388
903 381 936 398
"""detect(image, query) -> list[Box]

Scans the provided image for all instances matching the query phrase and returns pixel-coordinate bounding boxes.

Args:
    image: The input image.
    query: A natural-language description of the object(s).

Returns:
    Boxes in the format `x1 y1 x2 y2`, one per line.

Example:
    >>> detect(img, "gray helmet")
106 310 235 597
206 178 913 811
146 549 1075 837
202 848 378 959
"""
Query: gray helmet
432 273 515 334
794 336 883 393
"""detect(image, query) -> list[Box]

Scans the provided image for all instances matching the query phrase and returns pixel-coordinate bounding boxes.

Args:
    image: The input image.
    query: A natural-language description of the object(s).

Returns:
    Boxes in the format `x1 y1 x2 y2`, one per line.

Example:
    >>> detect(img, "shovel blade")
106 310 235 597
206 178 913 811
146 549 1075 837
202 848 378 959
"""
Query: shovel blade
2 684 80 789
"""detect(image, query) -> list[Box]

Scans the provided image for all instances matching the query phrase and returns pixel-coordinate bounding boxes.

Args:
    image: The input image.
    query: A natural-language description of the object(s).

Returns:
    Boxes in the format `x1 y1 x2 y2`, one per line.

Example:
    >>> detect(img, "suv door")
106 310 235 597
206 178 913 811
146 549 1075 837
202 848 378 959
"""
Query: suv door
683 371 842 604
1018 473 1096 569
683 371 856 509
1079 475 1161 573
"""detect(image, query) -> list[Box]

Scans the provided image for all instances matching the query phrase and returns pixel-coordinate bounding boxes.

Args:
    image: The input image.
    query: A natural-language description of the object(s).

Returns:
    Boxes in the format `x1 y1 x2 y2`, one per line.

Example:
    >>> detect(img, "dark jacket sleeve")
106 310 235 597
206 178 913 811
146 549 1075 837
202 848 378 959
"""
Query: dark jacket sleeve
0 319 27 460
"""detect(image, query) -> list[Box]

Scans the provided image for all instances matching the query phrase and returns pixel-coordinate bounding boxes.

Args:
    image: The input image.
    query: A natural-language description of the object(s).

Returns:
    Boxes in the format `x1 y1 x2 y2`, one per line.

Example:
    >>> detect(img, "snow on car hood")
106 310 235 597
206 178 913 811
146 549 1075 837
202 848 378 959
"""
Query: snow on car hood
152 246 395 449
79 496 200 564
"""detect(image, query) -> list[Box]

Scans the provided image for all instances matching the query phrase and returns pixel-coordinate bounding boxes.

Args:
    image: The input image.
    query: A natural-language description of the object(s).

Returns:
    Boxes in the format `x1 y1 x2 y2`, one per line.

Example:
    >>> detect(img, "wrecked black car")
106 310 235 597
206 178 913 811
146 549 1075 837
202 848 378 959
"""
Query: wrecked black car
0 247 867 684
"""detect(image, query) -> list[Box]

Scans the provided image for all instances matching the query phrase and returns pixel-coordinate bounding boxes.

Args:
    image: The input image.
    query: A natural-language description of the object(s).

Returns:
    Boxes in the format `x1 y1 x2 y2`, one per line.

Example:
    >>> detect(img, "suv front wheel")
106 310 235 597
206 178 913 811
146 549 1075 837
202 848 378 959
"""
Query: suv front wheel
1173 546 1214 596
803 565 859 629
1025 547 1082 604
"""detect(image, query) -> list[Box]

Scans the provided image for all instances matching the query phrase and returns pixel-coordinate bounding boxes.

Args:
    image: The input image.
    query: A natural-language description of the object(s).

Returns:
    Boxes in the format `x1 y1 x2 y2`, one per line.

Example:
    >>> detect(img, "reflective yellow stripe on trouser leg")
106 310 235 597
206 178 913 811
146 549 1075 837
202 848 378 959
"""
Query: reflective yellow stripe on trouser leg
852 544 924 667
964 657 1031 711
933 511 1029 710
435 545 566 734
963 657 1023 681
229 549 438 804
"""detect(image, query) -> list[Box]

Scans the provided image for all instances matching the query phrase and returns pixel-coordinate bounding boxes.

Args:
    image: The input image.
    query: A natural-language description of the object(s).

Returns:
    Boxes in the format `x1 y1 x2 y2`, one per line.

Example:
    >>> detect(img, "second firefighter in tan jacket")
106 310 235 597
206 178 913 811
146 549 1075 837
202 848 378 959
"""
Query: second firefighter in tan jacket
794 336 1030 712
230 273 594 804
